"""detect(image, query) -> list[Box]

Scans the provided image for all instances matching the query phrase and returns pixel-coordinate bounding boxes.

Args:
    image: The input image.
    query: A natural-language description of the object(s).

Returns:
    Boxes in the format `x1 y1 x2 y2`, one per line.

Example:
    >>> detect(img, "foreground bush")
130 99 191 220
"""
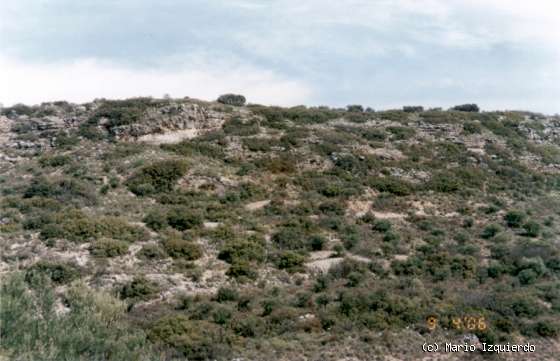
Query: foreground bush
0 273 155 360
149 315 228 360
25 261 80 285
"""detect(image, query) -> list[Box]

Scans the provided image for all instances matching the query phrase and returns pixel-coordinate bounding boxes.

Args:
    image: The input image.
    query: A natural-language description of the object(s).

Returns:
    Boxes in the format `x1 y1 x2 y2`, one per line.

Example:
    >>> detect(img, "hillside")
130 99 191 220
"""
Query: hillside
1 97 560 360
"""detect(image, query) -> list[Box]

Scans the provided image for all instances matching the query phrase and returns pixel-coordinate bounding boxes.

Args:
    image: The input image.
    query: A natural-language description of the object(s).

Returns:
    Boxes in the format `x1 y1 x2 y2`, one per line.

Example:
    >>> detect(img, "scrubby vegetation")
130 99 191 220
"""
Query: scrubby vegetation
2 96 560 360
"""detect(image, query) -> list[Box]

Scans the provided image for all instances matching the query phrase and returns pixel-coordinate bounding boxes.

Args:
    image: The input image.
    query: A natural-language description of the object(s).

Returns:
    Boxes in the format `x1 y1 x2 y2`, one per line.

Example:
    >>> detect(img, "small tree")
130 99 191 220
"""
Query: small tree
403 106 424 113
452 104 480 112
217 94 246 106
346 105 364 113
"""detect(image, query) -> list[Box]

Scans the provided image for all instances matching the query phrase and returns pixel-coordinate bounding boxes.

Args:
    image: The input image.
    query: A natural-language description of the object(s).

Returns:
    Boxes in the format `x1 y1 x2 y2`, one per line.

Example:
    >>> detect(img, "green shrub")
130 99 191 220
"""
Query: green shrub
481 224 503 239
276 251 306 272
372 219 392 232
369 177 413 196
126 159 188 196
39 154 72 167
163 237 203 260
215 287 239 302
143 209 168 230
255 155 297 173
272 227 307 250
218 239 266 264
1 274 155 361
242 137 272 152
90 238 129 257
96 217 149 242
504 210 525 228
25 261 80 285
217 94 246 106
309 235 326 251
463 122 482 134
89 97 161 128
226 260 258 280
386 126 415 140
38 210 98 243
232 315 264 337
518 269 538 285
212 305 233 325
162 140 225 159
120 276 159 300
523 220 541 237
223 116 259 136
361 128 386 141
534 320 560 337
166 206 203 231
149 316 226 360
24 177 97 206
137 244 166 260
427 173 461 193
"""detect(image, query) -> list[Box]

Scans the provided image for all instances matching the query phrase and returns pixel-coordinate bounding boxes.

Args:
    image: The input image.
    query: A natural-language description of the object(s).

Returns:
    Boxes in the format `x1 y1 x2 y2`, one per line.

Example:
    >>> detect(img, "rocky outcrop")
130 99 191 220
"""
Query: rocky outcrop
110 102 229 140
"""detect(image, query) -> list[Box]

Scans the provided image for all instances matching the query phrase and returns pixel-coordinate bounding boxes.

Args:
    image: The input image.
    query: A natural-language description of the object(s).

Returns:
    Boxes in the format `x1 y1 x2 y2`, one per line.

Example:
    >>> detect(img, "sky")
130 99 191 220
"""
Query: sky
1 0 559 113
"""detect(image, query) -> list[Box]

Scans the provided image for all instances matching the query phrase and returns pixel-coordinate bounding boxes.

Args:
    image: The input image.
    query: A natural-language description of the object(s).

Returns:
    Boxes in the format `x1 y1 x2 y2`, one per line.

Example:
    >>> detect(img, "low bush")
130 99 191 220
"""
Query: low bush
215 287 239 302
1 274 155 360
167 206 203 231
223 116 260 136
163 237 203 260
25 261 80 285
369 177 414 196
504 210 525 228
218 238 266 264
126 160 188 196
39 154 72 167
162 140 225 159
481 224 503 239
272 227 307 250
24 177 97 206
143 208 168 230
89 97 162 128
386 126 415 140
372 219 392 233
242 137 273 152
90 238 129 257
120 276 159 300
254 155 297 174
463 122 482 134
226 260 258 280
137 244 166 260
276 251 306 272
149 316 226 360
523 220 541 237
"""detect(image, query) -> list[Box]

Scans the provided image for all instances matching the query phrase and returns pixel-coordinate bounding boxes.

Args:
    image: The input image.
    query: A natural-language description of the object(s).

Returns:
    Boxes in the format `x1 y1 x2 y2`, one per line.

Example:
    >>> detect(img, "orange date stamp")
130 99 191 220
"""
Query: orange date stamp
426 315 487 331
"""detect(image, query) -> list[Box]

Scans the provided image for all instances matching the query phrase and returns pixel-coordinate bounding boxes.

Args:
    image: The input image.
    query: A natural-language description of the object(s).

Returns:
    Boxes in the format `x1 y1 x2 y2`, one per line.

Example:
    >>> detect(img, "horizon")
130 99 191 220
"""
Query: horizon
1 95 557 116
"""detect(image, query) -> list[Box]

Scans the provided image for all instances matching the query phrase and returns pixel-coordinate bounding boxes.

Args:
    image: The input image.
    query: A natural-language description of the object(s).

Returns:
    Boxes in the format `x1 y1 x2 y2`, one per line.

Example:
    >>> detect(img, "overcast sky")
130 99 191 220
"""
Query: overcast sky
1 1 559 113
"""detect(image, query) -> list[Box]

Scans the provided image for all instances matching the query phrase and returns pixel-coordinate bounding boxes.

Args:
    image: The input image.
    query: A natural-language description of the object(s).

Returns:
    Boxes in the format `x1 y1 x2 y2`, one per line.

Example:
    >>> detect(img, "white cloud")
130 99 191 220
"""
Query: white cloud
0 56 312 106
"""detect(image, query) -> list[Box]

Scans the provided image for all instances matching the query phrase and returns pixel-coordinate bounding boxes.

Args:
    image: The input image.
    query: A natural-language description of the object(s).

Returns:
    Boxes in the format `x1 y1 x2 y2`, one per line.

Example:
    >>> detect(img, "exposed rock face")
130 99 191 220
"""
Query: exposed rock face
110 103 228 141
